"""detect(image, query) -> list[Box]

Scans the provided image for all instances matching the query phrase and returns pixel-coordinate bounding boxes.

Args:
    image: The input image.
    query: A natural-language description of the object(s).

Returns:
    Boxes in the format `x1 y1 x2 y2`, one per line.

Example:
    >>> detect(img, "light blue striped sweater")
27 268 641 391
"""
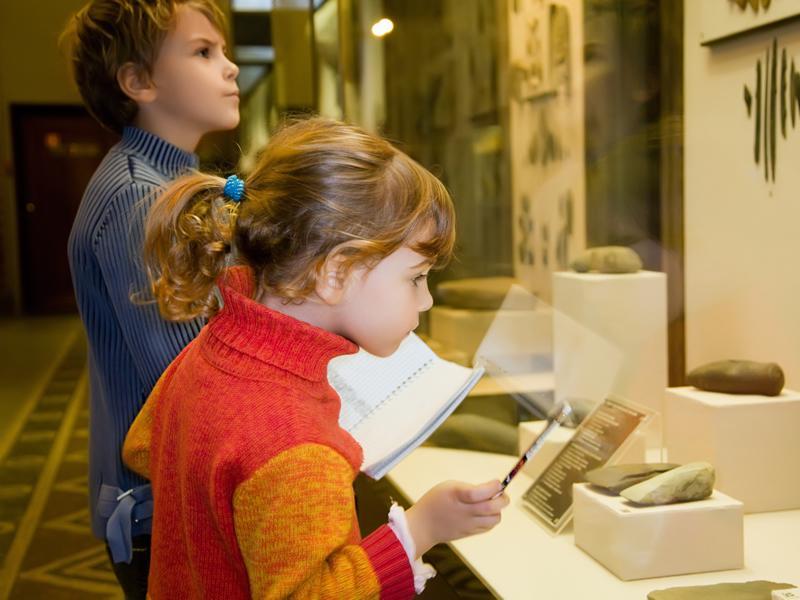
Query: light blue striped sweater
68 127 202 539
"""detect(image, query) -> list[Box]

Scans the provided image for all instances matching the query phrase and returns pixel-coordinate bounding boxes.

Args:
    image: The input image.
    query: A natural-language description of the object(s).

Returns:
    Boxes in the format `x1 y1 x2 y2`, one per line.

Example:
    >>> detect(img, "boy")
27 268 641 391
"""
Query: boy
62 1 239 595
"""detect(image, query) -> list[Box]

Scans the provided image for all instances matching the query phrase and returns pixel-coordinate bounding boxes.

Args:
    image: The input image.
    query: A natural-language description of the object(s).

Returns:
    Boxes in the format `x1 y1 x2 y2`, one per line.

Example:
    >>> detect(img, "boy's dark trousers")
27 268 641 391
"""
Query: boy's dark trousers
106 535 151 600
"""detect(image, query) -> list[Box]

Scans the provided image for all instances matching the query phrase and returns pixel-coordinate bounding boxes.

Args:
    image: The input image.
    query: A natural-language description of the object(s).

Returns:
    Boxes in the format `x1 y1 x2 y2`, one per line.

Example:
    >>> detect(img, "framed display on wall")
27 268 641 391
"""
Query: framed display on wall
700 0 800 46
508 0 586 301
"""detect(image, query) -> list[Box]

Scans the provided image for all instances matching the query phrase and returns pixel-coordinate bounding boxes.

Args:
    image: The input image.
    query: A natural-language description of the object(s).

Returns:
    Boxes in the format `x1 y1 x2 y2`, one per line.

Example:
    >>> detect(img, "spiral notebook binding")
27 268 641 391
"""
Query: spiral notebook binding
349 358 435 430
385 358 434 398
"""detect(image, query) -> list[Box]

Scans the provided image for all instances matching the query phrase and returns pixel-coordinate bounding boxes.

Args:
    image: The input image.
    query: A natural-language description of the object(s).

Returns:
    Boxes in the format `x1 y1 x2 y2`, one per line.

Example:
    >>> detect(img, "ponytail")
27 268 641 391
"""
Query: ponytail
141 118 456 314
144 172 238 321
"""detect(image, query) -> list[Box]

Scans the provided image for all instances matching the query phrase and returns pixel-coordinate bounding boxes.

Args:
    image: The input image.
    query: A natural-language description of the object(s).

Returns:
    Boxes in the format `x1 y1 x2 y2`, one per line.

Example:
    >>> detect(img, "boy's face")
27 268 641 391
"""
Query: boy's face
145 5 240 140
334 246 434 357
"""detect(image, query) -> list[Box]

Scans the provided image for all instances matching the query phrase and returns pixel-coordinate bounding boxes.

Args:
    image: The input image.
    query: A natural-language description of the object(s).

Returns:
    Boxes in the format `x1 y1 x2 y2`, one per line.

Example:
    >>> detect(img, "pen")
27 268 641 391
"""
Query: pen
496 403 573 496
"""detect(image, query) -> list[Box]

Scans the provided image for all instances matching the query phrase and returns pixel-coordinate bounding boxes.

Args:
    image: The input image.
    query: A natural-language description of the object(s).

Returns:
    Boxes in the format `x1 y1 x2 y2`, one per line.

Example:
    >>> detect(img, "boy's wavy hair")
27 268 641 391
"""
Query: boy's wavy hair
60 0 227 133
144 117 457 321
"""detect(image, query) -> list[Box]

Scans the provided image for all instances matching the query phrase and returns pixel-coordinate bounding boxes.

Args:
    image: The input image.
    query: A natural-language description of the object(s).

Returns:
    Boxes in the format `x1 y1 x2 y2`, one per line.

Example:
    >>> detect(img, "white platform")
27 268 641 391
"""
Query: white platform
573 483 743 580
430 305 552 363
664 386 800 513
387 447 800 600
517 419 646 480
471 372 554 398
552 271 667 447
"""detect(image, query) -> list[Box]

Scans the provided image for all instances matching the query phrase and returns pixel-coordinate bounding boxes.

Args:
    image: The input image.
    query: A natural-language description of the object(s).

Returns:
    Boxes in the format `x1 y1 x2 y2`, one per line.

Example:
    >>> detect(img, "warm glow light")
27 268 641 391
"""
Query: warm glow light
371 18 394 37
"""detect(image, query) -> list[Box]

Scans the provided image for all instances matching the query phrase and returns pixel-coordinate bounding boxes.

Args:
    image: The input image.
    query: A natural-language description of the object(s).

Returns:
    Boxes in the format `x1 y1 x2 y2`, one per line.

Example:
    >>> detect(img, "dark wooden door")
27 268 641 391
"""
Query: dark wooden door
12 105 118 313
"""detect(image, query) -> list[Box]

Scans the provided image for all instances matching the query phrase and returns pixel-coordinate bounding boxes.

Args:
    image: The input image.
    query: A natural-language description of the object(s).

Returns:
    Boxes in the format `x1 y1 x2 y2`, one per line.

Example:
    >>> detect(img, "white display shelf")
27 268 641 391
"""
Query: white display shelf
470 371 554 397
664 386 800 513
387 447 800 600
552 271 667 447
573 483 743 580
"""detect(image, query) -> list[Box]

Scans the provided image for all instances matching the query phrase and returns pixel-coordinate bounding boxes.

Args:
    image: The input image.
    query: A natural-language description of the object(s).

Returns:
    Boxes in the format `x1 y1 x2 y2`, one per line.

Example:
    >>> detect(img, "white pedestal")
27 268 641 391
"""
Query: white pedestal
552 271 667 447
429 306 552 365
573 483 744 580
664 386 800 513
429 306 497 360
518 420 647 480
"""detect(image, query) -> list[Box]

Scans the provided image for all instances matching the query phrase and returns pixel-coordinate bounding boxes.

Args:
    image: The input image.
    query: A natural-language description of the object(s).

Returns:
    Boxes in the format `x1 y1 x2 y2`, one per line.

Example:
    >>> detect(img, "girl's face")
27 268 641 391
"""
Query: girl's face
334 246 434 357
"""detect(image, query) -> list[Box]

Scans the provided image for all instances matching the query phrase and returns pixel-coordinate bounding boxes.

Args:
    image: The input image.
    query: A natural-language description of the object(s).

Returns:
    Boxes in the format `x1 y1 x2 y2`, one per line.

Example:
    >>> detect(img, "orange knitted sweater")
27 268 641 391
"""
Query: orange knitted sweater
123 267 414 599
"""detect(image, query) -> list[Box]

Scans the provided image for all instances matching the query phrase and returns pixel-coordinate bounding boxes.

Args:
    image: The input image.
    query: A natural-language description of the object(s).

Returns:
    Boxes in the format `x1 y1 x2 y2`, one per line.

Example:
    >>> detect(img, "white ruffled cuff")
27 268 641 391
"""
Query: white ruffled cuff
387 502 436 594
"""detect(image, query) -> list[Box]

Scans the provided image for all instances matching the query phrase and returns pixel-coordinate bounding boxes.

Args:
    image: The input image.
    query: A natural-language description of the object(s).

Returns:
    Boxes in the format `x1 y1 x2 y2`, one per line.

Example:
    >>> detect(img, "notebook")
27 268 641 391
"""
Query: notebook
329 333 484 479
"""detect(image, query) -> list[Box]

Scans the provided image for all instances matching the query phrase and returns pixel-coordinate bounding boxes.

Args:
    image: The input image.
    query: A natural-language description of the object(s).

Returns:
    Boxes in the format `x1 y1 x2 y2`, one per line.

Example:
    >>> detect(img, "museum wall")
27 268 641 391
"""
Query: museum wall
0 0 233 315
684 2 800 388
508 0 586 302
0 0 86 313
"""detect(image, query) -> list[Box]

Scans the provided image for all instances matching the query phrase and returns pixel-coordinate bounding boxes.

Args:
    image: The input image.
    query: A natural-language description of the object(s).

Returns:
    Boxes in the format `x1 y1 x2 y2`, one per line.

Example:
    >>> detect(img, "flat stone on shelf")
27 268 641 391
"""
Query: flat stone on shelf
687 360 785 396
435 276 519 310
585 463 680 494
647 580 797 600
621 462 715 506
569 246 643 273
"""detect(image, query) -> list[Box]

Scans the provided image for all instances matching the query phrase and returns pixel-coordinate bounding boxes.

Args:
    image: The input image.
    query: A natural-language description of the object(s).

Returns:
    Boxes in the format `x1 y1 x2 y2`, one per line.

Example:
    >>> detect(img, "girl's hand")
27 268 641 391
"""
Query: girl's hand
405 480 509 557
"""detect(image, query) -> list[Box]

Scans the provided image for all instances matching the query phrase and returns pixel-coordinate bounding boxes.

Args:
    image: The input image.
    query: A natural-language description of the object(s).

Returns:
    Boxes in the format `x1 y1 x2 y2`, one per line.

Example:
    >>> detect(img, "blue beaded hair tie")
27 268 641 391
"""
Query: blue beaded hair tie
223 174 245 202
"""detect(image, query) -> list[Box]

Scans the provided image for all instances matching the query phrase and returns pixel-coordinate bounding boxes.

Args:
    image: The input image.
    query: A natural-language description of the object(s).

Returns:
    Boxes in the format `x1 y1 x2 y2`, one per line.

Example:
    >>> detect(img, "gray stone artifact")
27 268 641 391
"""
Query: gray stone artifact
585 463 680 494
621 462 715 505
570 246 643 273
435 276 517 310
647 580 796 600
688 360 785 396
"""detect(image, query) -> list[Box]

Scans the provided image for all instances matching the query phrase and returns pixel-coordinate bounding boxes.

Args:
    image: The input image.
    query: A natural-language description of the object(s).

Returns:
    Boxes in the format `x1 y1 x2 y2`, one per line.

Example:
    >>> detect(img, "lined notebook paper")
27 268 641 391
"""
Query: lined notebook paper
329 333 484 479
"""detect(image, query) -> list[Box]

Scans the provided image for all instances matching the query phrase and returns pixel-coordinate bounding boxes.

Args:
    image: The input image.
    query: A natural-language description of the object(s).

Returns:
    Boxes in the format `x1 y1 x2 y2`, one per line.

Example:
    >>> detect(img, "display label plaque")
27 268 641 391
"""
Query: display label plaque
522 396 652 533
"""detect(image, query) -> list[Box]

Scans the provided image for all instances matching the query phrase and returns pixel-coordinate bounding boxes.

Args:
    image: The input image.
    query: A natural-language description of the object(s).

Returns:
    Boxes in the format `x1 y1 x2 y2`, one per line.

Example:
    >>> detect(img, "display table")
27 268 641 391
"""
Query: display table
387 447 800 600
470 371 554 397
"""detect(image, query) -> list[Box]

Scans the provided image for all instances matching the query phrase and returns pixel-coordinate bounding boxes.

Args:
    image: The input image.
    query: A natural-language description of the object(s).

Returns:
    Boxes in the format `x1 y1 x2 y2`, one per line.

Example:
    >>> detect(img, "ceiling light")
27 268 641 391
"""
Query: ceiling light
371 18 394 38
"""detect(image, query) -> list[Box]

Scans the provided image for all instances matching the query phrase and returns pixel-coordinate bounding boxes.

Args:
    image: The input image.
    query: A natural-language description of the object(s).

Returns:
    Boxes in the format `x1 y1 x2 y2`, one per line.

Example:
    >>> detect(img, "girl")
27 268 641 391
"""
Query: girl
123 117 508 599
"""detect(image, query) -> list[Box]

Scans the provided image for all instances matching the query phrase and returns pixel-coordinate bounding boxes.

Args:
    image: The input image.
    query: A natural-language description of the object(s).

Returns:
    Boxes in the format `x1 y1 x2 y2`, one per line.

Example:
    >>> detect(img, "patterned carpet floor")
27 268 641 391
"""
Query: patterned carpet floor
0 333 122 599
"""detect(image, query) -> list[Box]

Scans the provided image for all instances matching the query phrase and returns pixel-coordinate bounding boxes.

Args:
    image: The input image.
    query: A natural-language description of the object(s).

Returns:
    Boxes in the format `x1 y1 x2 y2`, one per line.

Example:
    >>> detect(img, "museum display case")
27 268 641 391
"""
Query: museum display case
261 0 800 597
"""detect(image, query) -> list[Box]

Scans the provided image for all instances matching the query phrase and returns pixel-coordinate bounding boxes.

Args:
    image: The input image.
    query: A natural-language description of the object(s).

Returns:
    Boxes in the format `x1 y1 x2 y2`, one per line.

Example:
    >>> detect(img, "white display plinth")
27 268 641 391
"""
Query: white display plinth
664 386 800 513
429 306 496 360
517 420 647 480
429 306 552 362
552 271 667 447
573 483 743 580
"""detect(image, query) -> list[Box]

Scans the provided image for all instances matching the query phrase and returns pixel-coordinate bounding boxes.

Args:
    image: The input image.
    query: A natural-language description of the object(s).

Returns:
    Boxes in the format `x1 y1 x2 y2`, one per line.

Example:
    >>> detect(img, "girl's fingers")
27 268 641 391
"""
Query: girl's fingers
467 514 502 532
466 493 510 516
457 480 503 503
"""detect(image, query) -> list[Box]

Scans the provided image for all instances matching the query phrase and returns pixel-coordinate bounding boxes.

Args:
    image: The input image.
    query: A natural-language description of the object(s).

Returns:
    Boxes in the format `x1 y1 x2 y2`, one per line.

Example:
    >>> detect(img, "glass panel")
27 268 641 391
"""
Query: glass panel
332 0 672 458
